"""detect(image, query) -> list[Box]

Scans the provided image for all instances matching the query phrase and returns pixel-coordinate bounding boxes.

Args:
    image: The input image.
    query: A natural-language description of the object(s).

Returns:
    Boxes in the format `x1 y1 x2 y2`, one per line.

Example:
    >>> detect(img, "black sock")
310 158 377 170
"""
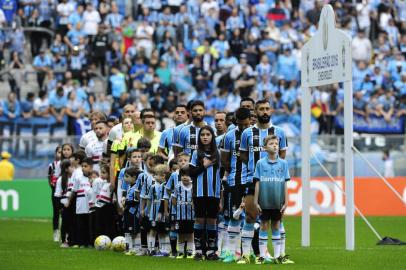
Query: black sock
252 228 260 256
206 224 218 255
170 231 177 254
193 223 205 254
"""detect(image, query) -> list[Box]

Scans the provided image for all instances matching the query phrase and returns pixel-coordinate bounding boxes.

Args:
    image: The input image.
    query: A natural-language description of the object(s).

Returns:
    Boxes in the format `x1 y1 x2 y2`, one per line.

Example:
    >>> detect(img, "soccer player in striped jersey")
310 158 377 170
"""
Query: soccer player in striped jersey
253 135 293 264
85 121 108 174
174 100 207 157
220 107 251 263
157 104 189 161
79 111 107 150
172 100 194 157
189 126 222 261
214 111 227 147
147 164 171 256
240 97 257 126
123 167 143 255
172 166 195 259
163 153 190 257
238 99 288 264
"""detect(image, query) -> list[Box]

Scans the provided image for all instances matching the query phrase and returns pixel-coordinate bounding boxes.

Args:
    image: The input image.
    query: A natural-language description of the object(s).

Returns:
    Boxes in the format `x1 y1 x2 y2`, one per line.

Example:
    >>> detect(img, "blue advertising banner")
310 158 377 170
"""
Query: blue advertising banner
335 114 405 134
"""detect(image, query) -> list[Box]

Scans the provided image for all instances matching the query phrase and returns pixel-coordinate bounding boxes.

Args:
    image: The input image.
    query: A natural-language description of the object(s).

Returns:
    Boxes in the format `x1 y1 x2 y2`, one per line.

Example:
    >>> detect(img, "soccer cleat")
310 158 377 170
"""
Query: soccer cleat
154 251 170 257
193 253 205 261
279 255 295 264
53 230 60 242
186 251 194 259
222 254 237 263
249 252 256 262
60 242 69 248
206 253 220 261
219 251 228 259
71 245 79 248
255 257 273 265
236 255 251 264
176 253 185 259
135 249 149 256
125 250 136 255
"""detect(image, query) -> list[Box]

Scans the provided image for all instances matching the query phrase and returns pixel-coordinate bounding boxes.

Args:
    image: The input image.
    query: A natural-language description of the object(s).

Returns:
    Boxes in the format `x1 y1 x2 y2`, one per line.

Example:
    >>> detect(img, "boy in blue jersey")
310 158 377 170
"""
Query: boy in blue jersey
173 100 207 157
238 99 288 264
172 166 195 259
253 135 293 264
157 104 189 161
146 164 171 256
220 107 251 263
163 153 190 257
123 167 142 255
119 148 143 208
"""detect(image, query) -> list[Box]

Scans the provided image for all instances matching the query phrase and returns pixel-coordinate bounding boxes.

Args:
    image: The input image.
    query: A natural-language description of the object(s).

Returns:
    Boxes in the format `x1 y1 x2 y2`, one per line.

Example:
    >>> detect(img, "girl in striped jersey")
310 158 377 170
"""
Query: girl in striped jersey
49 146 62 242
54 159 74 248
189 126 222 261
172 166 194 259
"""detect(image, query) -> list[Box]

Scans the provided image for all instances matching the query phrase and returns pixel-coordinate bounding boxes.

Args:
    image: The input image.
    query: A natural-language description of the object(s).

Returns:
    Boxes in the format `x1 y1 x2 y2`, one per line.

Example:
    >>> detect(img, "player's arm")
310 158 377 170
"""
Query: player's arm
157 147 169 161
253 162 261 212
281 181 288 214
220 133 231 172
173 126 186 157
157 130 169 160
279 130 288 159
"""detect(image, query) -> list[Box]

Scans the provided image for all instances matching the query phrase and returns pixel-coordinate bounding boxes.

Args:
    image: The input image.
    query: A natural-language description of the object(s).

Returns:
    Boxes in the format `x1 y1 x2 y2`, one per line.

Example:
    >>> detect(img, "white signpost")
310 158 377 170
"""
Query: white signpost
301 5 354 250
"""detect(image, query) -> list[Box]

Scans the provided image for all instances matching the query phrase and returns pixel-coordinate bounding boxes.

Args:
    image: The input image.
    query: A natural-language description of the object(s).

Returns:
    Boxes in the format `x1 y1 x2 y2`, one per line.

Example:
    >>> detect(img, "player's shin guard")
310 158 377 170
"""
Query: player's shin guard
252 223 260 256
193 223 205 255
280 222 286 256
271 228 281 259
206 224 218 255
217 220 226 254
170 231 178 255
241 222 255 256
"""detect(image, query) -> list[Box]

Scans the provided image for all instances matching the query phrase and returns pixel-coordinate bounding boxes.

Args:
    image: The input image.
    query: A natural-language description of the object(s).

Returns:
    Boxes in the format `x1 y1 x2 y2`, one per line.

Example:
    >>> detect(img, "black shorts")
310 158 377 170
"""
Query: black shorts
123 211 139 234
244 182 255 196
193 197 220 219
260 209 282 222
176 220 194 234
224 185 246 220
152 221 170 233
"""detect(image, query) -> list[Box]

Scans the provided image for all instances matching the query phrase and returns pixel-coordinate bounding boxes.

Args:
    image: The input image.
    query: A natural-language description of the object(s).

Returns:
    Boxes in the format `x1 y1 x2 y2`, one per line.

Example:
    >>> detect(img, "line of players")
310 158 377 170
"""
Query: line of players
49 98 294 264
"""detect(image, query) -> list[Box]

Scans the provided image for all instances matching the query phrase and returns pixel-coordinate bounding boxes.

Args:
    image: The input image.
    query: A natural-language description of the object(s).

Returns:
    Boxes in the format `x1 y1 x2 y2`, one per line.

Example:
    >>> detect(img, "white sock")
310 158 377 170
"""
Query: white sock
227 220 241 256
241 223 255 256
259 230 268 258
134 234 141 251
271 229 281 259
159 235 170 253
125 233 133 251
280 222 286 256
178 241 185 254
217 221 225 253
147 232 155 251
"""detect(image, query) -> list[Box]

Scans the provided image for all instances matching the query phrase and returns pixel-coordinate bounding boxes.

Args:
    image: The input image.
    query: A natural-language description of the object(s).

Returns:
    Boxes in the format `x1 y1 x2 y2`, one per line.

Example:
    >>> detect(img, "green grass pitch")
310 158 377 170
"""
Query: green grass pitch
1 216 405 270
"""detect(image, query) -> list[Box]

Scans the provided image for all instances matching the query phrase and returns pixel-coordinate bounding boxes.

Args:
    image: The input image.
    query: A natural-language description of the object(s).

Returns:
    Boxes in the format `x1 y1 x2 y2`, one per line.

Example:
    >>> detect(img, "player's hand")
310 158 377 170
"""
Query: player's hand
157 213 162 221
256 204 262 213
121 197 126 206
219 202 223 213
141 210 145 217
203 158 212 168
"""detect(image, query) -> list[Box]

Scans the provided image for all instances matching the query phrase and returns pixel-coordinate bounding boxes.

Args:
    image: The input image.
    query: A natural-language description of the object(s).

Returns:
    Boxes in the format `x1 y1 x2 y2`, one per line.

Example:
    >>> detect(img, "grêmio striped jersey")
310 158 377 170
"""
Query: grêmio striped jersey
221 127 248 186
190 151 221 198
239 124 287 183
172 182 194 221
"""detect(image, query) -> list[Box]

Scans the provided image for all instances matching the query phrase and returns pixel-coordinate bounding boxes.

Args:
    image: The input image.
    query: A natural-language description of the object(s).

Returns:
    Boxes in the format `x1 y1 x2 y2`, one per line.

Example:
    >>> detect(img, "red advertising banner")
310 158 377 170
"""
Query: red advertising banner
286 177 406 216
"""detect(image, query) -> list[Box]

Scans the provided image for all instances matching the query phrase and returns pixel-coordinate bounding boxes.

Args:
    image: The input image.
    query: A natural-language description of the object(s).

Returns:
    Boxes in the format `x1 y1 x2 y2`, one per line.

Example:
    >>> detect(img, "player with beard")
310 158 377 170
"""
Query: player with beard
79 112 107 150
85 121 109 174
237 99 289 264
173 101 207 157
157 104 189 161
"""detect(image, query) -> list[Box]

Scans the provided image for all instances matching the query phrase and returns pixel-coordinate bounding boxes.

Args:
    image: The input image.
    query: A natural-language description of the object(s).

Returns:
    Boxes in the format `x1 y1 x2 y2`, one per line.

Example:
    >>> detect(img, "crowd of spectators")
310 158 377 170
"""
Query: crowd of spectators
0 0 406 135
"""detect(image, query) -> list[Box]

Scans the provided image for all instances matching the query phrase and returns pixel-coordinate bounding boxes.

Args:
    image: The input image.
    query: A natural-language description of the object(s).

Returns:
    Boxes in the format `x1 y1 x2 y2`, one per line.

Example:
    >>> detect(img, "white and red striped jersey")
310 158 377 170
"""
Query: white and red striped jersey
85 139 107 173
79 130 97 149
73 175 91 214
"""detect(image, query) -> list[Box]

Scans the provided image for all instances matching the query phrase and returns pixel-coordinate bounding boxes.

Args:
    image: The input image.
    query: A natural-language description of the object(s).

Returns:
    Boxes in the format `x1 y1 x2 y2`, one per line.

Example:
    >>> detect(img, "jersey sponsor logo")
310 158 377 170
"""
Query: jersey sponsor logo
186 143 198 150
0 189 19 211
260 177 284 182
250 146 264 152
